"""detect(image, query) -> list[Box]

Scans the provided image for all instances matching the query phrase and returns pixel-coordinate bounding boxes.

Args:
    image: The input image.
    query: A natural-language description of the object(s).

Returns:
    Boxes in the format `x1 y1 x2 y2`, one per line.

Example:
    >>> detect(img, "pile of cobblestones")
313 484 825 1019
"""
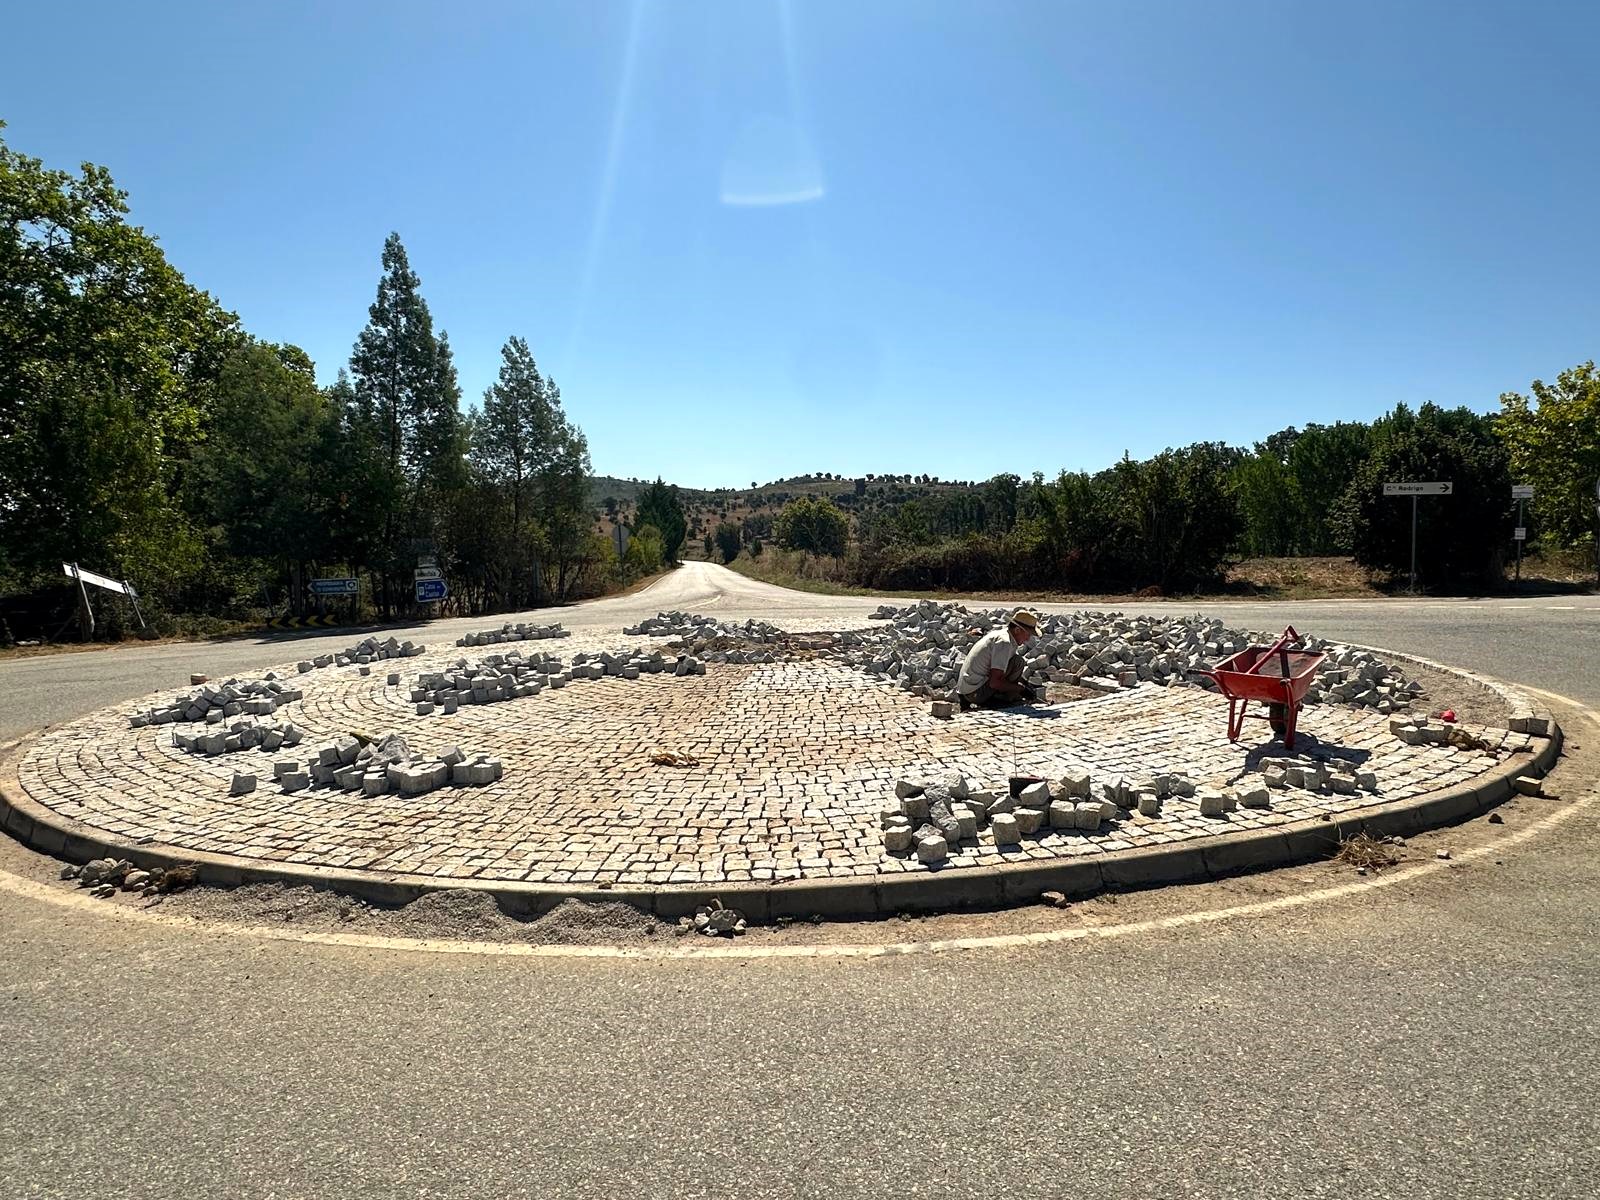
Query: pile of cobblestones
267 733 503 796
455 621 569 647
296 636 425 674
172 716 305 757
851 601 1417 711
129 677 303 728
624 611 783 643
882 757 1382 867
407 648 705 715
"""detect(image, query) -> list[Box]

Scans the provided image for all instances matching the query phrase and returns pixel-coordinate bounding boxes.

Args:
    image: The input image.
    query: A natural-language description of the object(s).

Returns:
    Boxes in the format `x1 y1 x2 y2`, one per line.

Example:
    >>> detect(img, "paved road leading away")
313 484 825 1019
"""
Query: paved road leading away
4 563 1599 1197
5 560 1600 737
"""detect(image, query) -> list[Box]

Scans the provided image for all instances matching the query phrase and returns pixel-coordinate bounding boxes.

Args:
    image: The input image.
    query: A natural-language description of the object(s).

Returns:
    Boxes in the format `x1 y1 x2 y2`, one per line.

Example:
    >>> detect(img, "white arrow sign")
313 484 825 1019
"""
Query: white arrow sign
413 566 443 581
1384 481 1452 496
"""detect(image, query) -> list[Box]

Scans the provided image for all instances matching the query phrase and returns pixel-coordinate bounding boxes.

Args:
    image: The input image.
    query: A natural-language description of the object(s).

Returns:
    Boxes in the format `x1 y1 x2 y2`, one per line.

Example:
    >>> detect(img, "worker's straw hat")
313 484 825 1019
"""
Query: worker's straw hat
1009 609 1041 633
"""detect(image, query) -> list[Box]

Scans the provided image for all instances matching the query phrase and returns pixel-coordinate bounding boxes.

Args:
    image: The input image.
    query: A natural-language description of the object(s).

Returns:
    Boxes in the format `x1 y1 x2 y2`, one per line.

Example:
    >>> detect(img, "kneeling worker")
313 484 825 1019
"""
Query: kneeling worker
956 609 1042 711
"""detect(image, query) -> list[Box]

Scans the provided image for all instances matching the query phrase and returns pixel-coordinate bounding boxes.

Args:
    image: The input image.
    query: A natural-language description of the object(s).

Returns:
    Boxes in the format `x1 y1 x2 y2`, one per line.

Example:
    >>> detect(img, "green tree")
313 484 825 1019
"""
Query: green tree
623 523 665 576
347 233 454 612
714 522 742 563
183 341 338 612
1332 404 1511 586
1232 452 1301 556
1286 422 1372 553
635 479 687 563
0 123 238 597
774 495 850 557
1497 363 1600 550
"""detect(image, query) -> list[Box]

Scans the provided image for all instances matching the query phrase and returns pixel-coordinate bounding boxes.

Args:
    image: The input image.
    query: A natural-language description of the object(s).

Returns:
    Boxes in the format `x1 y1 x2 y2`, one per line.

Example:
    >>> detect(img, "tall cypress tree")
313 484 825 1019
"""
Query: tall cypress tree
347 233 454 610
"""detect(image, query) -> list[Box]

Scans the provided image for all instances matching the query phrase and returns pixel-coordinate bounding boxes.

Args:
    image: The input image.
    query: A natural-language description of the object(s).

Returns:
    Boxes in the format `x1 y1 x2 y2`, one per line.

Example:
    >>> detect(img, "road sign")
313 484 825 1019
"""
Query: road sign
413 566 443 581
62 562 135 597
1512 484 1535 500
308 577 358 596
1514 527 1527 541
1383 481 1453 496
415 578 448 603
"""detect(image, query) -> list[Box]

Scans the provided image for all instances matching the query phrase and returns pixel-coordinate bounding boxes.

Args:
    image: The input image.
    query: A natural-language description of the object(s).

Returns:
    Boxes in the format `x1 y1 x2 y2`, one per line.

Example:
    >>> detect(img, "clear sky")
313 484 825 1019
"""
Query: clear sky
4 1 1597 488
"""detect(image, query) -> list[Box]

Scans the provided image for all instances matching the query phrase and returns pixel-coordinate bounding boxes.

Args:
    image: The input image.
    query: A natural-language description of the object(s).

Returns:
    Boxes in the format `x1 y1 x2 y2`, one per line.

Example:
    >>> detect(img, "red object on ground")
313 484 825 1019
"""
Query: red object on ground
1196 626 1326 751
1440 709 1457 723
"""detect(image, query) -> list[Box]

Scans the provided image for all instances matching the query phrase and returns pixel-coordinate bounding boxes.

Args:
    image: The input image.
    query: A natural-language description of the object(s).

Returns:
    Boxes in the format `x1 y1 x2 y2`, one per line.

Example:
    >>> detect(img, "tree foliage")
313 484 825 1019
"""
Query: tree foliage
1498 362 1600 549
1332 404 1511 585
774 496 850 557
635 479 687 563
714 522 742 563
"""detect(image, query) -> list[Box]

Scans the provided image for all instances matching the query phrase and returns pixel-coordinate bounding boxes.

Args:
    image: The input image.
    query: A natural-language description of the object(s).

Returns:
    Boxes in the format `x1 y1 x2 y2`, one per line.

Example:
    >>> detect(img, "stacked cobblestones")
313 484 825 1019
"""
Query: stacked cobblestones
408 647 705 715
129 677 303 728
296 636 425 674
624 611 782 643
455 621 569 647
272 733 503 796
172 716 305 757
848 601 1417 711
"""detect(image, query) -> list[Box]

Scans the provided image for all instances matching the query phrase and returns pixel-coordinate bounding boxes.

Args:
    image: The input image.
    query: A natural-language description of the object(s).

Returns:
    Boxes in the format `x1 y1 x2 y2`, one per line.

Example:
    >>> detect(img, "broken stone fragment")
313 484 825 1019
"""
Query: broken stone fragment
1239 786 1271 809
229 772 257 796
1197 791 1227 817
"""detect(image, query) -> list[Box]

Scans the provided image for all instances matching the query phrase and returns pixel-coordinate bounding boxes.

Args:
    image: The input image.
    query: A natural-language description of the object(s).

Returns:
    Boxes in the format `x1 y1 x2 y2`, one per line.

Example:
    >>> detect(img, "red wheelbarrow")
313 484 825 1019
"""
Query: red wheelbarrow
1194 625 1324 750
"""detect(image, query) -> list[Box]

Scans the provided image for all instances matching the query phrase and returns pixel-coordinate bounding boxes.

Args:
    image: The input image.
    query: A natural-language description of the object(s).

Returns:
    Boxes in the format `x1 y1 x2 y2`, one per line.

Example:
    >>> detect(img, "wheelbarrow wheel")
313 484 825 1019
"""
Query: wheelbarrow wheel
1267 702 1288 737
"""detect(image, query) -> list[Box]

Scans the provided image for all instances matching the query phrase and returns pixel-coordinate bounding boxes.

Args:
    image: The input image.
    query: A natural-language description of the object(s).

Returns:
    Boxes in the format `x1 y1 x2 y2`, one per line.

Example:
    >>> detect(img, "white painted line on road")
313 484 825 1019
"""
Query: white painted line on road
4 688 1594 962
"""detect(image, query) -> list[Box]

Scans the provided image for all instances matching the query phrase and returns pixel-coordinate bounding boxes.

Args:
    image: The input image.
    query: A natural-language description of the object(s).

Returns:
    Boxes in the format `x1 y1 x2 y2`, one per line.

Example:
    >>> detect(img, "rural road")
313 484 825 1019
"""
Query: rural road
3 563 1598 1198
5 560 1600 738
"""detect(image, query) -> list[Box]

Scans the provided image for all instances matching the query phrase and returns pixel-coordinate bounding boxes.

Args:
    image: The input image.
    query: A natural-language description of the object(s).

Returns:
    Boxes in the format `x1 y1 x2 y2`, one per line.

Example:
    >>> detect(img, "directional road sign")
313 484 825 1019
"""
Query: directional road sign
415 578 448 603
1383 481 1453 496
1511 484 1535 500
413 566 443 581
309 577 358 596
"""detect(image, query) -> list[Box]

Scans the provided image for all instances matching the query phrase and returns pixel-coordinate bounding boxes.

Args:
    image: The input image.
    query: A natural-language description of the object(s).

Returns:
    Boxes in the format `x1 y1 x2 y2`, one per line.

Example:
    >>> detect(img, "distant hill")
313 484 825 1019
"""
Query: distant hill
587 471 981 548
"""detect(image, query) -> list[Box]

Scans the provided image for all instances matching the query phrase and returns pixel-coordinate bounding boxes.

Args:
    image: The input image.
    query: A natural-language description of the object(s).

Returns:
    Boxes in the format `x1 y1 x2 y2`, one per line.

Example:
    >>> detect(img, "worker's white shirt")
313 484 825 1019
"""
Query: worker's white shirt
957 627 1017 695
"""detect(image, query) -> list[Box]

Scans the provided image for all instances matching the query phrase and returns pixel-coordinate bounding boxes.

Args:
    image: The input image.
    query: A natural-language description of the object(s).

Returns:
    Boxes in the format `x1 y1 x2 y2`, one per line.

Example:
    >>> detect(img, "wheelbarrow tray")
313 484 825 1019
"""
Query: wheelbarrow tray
1209 646 1323 705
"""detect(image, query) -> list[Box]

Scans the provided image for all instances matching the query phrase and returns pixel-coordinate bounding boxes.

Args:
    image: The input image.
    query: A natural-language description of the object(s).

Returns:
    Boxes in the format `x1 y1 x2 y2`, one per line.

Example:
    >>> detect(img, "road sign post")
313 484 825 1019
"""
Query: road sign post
1510 484 1534 582
1383 482 1452 594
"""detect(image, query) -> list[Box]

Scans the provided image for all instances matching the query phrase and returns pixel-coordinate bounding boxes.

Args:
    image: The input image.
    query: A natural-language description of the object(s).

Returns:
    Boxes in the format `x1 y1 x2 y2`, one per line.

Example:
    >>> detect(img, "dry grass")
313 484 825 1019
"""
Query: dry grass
1225 557 1386 599
1333 833 1401 872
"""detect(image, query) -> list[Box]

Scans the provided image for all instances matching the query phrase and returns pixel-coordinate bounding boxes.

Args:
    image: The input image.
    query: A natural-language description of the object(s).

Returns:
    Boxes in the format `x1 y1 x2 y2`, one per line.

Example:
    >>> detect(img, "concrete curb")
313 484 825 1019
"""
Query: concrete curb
0 666 1565 922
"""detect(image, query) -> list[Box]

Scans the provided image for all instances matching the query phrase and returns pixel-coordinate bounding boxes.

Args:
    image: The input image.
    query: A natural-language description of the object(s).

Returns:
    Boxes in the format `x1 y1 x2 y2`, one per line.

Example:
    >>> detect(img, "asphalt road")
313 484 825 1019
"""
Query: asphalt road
3 563 1599 1198
5 561 1600 737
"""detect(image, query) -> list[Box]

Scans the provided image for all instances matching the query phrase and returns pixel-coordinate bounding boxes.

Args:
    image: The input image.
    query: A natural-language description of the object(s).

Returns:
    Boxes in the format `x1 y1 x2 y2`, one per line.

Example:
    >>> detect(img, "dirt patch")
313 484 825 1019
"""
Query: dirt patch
1387 658 1514 728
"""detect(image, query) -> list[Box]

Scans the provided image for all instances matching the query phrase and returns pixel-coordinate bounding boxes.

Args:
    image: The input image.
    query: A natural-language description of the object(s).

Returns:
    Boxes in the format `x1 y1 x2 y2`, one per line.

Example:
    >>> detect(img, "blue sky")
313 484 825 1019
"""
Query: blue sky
4 1 1597 488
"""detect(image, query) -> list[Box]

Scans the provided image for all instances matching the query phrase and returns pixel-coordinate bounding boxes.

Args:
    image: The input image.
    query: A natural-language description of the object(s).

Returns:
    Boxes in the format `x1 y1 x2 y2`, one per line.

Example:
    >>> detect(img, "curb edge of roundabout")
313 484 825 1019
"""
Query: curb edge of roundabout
0 648 1564 923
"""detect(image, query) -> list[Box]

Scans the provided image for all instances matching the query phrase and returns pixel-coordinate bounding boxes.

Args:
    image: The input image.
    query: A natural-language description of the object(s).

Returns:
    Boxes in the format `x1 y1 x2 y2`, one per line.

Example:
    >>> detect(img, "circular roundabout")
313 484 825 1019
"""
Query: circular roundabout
0 619 1560 920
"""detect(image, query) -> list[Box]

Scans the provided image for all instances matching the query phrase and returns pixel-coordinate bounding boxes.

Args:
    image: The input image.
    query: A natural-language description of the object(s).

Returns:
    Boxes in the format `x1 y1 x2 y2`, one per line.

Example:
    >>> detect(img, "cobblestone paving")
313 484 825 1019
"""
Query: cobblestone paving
15 632 1536 887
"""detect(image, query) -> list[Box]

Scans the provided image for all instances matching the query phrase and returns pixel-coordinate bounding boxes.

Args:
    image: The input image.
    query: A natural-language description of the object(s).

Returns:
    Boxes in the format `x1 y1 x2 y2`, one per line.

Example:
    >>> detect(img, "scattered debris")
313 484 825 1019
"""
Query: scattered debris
650 750 700 768
1512 775 1543 797
61 858 200 899
1487 812 1504 824
1333 833 1400 873
693 903 747 936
